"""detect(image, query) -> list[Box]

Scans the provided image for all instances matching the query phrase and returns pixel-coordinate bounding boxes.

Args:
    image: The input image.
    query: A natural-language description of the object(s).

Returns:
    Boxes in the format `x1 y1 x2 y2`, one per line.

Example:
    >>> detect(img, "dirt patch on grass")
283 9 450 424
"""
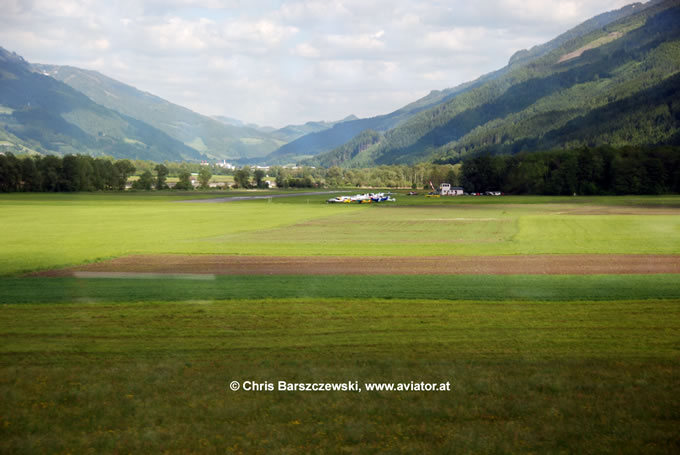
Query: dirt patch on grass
32 254 680 277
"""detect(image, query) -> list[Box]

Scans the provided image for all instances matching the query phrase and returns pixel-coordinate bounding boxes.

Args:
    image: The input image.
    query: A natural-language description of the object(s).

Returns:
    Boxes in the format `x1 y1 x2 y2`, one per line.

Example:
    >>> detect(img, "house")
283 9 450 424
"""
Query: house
439 183 464 196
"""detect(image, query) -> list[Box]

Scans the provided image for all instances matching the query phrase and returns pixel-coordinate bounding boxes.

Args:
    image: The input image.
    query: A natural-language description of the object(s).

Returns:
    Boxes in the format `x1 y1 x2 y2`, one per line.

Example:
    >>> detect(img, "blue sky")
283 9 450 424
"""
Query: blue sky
1 0 633 127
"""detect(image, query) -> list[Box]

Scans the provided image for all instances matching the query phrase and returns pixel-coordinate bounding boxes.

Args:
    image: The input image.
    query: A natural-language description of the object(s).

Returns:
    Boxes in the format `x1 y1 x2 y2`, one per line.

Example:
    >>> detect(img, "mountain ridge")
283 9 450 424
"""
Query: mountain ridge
0 47 204 162
33 64 285 160
306 0 680 168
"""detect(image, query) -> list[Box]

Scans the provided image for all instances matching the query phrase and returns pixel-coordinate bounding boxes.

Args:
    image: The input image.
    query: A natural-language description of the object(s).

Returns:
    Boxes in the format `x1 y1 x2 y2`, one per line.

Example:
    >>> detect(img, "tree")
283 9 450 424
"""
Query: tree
37 155 62 192
445 167 458 187
253 169 266 189
75 155 96 192
20 157 40 192
174 171 193 190
155 164 169 190
0 153 21 192
60 155 79 192
275 168 290 188
114 160 136 190
234 167 251 189
95 159 118 191
326 166 343 187
198 167 212 189
132 171 154 190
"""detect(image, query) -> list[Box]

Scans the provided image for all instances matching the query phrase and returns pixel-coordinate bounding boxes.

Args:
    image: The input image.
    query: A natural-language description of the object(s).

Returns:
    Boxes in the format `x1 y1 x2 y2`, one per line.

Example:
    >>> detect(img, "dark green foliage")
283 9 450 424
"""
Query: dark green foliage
253 169 266 189
0 153 20 192
174 171 193 190
154 164 169 190
281 176 316 188
37 155 63 191
0 153 136 192
198 167 212 189
461 145 680 195
233 167 251 188
114 160 136 190
132 170 154 190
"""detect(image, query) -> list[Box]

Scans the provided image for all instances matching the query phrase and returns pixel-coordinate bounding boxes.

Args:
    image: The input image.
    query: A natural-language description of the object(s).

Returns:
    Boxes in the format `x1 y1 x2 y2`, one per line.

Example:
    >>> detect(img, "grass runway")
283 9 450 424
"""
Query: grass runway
0 192 679 453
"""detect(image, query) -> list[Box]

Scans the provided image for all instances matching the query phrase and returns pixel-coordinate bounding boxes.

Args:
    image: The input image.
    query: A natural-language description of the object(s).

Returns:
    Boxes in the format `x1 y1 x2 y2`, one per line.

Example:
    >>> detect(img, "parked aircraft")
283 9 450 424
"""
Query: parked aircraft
326 193 395 204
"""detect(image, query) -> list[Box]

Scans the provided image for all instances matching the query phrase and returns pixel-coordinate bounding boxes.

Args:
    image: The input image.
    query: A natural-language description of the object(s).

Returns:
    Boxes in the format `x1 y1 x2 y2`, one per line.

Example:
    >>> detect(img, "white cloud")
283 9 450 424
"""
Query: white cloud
294 42 321 58
0 0 638 126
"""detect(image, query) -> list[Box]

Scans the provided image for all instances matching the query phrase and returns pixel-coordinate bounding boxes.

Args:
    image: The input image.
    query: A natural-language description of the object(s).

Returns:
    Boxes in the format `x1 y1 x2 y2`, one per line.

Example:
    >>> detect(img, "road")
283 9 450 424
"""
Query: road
176 190 344 203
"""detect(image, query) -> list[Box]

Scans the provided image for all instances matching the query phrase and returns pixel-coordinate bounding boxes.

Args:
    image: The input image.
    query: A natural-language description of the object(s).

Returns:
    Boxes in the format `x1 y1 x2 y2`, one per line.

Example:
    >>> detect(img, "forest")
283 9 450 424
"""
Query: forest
2 144 679 195
460 145 680 195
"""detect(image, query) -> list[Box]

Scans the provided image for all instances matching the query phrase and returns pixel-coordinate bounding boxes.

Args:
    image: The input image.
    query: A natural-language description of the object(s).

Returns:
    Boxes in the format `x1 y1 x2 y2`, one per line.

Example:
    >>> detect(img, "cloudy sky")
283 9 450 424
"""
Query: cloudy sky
1 0 634 127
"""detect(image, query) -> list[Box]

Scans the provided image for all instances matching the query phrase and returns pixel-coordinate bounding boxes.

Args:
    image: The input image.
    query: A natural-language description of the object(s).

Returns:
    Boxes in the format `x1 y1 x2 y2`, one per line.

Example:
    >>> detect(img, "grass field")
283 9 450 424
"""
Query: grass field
1 192 679 453
1 193 679 275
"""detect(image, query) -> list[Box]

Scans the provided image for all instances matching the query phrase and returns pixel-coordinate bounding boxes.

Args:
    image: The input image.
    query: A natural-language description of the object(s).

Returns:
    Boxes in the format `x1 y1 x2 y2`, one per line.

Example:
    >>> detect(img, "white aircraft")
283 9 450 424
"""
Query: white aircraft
326 192 395 204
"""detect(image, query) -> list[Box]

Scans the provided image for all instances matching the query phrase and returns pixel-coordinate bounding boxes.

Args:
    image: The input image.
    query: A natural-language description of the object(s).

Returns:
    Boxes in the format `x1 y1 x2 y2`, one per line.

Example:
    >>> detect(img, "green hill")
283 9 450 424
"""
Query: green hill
263 77 492 165
308 0 680 167
33 64 285 159
0 48 204 162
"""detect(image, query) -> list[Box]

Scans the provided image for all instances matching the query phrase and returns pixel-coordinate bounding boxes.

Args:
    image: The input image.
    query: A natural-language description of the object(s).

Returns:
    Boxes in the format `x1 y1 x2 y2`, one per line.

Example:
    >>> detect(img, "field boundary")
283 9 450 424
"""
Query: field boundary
29 254 680 277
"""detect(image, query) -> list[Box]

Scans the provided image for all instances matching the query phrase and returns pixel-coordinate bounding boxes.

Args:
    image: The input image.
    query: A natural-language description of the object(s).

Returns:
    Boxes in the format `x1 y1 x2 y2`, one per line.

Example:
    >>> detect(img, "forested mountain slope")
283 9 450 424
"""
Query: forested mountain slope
263 75 496 165
33 65 284 159
309 0 680 167
0 48 203 161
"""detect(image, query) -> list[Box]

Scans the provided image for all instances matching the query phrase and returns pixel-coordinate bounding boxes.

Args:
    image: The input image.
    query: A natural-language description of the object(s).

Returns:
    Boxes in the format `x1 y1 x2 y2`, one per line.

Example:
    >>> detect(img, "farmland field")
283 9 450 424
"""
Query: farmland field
1 192 679 453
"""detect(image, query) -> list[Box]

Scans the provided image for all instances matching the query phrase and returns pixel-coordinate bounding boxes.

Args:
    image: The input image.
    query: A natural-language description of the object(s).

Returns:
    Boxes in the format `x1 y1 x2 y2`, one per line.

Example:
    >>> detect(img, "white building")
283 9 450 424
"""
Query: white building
440 183 464 196
216 160 235 170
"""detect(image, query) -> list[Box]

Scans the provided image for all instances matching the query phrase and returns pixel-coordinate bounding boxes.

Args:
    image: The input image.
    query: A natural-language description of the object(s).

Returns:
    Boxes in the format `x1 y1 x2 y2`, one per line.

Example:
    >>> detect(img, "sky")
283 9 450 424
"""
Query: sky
1 0 634 128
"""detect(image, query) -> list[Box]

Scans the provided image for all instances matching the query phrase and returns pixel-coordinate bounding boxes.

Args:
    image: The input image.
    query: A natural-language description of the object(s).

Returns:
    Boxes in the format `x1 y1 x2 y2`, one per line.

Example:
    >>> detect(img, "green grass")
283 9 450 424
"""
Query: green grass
1 299 678 453
2 274 680 304
1 193 679 275
0 193 362 275
1 193 679 453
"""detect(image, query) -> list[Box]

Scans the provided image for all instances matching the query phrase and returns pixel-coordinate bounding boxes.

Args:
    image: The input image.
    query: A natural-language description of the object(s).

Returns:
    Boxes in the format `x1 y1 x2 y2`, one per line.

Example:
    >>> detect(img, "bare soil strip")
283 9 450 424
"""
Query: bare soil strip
32 254 680 277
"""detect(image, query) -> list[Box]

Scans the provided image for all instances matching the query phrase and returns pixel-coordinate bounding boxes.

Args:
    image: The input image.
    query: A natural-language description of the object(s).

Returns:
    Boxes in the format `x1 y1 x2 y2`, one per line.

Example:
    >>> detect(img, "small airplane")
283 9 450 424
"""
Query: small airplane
326 192 395 204
326 195 353 203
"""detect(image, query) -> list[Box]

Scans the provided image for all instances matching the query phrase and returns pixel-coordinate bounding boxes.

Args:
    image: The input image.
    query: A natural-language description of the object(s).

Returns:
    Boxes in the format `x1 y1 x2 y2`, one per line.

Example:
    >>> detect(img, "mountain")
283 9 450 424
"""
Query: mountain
279 1 655 167
211 114 361 144
268 115 359 143
262 79 492 165
33 64 285 160
307 0 680 167
0 47 204 161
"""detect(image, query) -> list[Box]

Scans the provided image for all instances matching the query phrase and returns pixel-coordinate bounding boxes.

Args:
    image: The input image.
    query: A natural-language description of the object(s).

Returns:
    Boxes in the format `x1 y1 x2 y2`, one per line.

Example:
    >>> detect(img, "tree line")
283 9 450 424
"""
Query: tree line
3 145 678 194
460 145 680 195
0 153 462 192
0 153 136 192
0 153 217 192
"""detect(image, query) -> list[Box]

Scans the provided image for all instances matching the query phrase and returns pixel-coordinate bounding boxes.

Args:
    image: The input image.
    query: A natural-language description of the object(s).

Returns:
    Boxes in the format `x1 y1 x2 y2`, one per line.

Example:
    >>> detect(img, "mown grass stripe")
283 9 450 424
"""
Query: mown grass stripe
2 274 680 304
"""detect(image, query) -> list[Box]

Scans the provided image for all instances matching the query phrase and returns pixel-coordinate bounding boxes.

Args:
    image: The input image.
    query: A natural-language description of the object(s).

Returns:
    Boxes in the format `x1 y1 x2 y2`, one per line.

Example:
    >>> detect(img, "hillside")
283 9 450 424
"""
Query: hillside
308 0 680 167
262 77 492 165
0 48 203 161
34 65 284 160
269 115 360 143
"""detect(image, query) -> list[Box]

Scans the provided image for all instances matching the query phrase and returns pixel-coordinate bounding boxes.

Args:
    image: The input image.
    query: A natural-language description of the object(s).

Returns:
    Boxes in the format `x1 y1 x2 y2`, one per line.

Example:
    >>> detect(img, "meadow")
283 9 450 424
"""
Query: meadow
1 192 679 453
1 192 679 275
